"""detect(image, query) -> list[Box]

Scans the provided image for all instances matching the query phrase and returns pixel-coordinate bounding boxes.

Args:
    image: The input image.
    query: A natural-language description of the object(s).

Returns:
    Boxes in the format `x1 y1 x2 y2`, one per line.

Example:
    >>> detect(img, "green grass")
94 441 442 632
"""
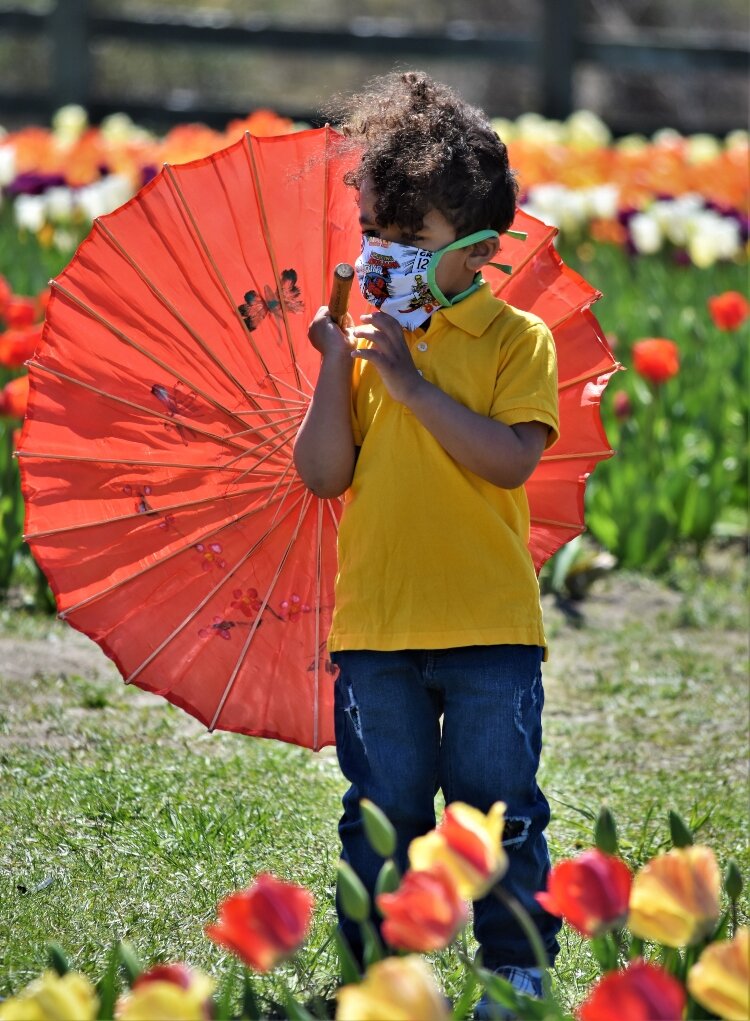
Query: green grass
1 545 747 1015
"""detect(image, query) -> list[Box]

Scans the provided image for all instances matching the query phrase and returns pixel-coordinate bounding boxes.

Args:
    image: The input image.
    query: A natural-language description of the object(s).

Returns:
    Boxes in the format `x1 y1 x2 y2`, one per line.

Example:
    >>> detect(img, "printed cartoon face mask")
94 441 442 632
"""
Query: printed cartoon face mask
355 229 500 331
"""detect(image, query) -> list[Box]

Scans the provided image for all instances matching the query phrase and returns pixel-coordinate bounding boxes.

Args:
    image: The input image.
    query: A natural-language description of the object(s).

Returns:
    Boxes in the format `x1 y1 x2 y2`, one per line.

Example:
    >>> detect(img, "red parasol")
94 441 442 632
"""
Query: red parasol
18 127 618 751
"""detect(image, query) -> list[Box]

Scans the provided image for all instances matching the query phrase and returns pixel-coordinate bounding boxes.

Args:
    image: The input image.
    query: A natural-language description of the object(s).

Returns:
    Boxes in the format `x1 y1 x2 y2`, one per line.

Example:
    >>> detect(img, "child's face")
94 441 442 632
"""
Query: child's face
357 176 492 301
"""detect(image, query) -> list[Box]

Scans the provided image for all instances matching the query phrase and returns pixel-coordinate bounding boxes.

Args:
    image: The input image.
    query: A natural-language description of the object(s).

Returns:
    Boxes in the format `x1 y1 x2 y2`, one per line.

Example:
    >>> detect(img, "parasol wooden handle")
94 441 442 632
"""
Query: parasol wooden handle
328 263 355 326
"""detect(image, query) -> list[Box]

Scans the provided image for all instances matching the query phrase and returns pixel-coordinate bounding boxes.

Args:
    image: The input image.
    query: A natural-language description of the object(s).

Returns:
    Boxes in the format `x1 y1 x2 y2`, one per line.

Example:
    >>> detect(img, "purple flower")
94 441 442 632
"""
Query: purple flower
6 171 67 197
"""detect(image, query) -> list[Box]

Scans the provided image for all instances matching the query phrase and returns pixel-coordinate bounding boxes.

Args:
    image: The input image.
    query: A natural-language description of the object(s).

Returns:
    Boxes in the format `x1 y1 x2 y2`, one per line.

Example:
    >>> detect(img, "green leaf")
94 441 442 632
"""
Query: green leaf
594 806 619 855
47 942 69 976
360 919 384 967
360 799 397 858
241 969 262 1020
117 940 144 986
333 929 362 986
669 811 694 848
724 859 743 902
337 860 371 923
96 943 120 1021
451 967 479 1021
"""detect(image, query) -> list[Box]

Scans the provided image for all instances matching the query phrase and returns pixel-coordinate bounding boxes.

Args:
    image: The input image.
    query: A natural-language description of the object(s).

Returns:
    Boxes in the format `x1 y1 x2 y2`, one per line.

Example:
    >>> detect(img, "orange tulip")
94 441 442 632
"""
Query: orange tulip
535 849 632 937
0 375 30 419
628 845 721 947
632 338 679 385
115 963 214 1021
409 801 507 900
687 926 749 1021
377 864 468 952
336 955 451 1021
708 291 750 331
579 960 686 1021
0 324 43 368
204 873 314 972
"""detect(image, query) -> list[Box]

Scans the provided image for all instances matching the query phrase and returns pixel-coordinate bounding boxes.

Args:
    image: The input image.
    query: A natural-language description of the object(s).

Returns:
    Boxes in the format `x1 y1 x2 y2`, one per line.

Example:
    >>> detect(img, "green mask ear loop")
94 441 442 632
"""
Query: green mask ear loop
426 229 500 306
488 227 528 275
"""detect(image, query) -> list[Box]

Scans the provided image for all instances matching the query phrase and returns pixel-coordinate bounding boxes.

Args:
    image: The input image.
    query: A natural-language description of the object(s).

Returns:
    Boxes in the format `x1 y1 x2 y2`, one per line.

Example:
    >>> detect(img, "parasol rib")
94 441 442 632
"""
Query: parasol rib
262 372 310 400
124 491 308 687
162 163 285 403
313 497 324 750
15 450 280 475
558 363 621 393
227 409 305 438
210 490 314 731
26 360 282 458
91 220 287 436
221 420 299 469
540 449 614 463
23 481 280 540
243 133 303 391
322 124 330 308
529 516 586 530
57 486 300 619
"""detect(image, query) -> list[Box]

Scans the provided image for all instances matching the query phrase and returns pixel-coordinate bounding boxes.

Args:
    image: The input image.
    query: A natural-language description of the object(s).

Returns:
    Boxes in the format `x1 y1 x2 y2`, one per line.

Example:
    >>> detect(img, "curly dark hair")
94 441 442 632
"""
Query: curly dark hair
327 71 518 237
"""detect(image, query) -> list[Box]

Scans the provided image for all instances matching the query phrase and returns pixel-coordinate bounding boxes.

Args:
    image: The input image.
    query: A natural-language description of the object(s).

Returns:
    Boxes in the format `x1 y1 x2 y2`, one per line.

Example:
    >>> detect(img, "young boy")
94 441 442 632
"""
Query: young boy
293 72 562 1013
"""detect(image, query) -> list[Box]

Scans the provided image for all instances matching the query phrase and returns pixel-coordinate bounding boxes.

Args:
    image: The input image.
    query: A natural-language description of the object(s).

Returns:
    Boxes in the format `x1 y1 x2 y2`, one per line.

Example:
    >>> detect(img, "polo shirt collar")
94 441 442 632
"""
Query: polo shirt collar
433 281 506 337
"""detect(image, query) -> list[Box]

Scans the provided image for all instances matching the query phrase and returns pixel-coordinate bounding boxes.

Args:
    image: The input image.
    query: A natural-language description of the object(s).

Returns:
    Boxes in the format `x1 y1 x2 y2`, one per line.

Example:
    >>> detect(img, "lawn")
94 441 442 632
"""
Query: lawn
1 543 746 1015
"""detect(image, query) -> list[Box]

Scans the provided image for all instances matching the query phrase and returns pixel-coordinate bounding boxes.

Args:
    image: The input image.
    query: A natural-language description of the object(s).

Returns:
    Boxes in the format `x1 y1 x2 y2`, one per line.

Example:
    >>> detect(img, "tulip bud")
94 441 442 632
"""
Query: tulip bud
594 807 619 856
724 859 743 902
668 810 694 848
360 799 397 858
374 859 400 898
47 942 70 976
337 861 371 923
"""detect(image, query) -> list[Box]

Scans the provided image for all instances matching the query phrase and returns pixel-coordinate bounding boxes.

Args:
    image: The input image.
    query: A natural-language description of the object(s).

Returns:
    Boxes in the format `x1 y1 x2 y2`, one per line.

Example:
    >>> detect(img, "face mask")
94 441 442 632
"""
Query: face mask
355 229 499 331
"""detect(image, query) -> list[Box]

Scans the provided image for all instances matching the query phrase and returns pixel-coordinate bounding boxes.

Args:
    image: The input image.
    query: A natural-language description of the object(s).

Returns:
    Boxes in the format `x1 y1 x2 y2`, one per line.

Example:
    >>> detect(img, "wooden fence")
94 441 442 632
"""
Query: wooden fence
1 0 747 132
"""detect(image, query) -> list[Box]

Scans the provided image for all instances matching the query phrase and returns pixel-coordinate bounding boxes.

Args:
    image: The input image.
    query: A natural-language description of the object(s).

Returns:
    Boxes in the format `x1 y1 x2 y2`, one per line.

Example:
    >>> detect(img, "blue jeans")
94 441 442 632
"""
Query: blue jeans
330 645 561 970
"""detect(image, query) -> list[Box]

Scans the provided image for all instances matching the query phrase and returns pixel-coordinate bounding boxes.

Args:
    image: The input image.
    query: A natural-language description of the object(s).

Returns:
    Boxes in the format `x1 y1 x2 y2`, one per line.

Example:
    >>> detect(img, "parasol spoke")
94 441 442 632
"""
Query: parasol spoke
162 164 285 403
244 133 303 392
90 221 289 439
322 124 330 307
221 420 299 469
124 491 309 686
529 516 586 531
558 363 621 393
540 449 614 463
226 409 305 438
313 497 324 750
27 360 288 461
262 372 311 400
58 485 303 619
16 450 282 476
23 481 281 540
210 490 315 731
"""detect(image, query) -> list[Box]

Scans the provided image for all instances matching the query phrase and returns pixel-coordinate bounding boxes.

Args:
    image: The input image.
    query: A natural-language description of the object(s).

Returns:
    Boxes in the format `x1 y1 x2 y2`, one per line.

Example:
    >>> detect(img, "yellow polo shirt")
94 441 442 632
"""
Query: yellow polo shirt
327 282 559 654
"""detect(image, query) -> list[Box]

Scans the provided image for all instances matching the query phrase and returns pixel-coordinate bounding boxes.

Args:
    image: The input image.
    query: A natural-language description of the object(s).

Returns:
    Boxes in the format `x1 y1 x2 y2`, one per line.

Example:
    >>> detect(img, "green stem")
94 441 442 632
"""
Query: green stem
492 886 549 973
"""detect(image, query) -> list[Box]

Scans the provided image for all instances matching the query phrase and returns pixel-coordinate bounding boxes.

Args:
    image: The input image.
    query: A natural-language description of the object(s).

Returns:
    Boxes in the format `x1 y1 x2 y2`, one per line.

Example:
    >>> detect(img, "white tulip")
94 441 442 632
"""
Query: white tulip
687 212 741 267
14 193 47 232
45 186 76 223
725 129 749 151
615 134 649 152
629 212 663 254
52 103 88 145
0 144 15 187
585 184 619 220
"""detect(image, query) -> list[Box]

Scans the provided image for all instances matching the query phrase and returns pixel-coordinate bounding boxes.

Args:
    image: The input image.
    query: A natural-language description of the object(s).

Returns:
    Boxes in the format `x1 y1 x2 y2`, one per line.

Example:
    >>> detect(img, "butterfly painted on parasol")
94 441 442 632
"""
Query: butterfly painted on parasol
238 268 304 334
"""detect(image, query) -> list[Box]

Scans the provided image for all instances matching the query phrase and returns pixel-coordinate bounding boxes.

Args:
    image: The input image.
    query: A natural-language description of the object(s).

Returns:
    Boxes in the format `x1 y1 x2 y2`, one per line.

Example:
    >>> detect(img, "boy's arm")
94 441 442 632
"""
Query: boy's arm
293 307 358 498
352 311 550 490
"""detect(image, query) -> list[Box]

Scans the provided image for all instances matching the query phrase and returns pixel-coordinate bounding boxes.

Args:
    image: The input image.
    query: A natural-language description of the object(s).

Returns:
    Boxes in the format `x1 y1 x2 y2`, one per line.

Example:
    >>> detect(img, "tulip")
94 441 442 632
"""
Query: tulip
0 274 11 315
0 969 98 1021
0 324 43 367
409 801 507 900
687 926 749 1021
534 849 631 938
632 338 679 385
612 390 631 420
4 296 36 329
115 963 214 1021
578 960 685 1021
708 291 750 331
377 864 468 952
0 375 30 419
628 845 721 947
336 955 451 1021
205 872 315 972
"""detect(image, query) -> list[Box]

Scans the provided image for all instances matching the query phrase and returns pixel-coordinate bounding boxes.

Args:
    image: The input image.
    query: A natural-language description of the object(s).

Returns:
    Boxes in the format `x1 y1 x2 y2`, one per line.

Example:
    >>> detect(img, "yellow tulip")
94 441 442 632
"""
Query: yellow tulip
688 927 749 1021
115 966 215 1021
628 845 721 947
336 955 451 1021
0 970 98 1021
409 801 507 900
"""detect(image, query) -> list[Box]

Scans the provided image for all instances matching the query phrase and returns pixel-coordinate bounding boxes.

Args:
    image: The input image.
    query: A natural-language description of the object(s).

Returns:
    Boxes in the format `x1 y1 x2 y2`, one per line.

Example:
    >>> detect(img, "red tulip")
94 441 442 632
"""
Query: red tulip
377 864 468 952
205 873 315 972
632 338 679 385
0 275 10 316
0 375 30 419
708 290 750 331
0 324 43 368
535 849 632 938
578 960 686 1021
35 286 52 321
4 296 37 329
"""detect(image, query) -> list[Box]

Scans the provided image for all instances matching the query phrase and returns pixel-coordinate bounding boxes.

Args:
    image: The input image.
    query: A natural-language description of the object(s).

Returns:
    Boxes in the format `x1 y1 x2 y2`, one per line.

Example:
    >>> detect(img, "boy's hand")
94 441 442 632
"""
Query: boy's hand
351 311 425 405
308 306 355 360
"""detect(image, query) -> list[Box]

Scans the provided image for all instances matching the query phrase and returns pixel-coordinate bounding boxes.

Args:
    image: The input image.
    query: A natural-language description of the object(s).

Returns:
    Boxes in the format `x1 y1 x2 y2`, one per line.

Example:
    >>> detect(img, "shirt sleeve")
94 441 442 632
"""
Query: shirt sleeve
489 320 560 449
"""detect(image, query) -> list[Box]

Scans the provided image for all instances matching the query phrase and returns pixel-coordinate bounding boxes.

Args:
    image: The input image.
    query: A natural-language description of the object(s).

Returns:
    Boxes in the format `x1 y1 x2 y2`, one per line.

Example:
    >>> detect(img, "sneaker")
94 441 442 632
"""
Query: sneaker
473 966 544 1021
